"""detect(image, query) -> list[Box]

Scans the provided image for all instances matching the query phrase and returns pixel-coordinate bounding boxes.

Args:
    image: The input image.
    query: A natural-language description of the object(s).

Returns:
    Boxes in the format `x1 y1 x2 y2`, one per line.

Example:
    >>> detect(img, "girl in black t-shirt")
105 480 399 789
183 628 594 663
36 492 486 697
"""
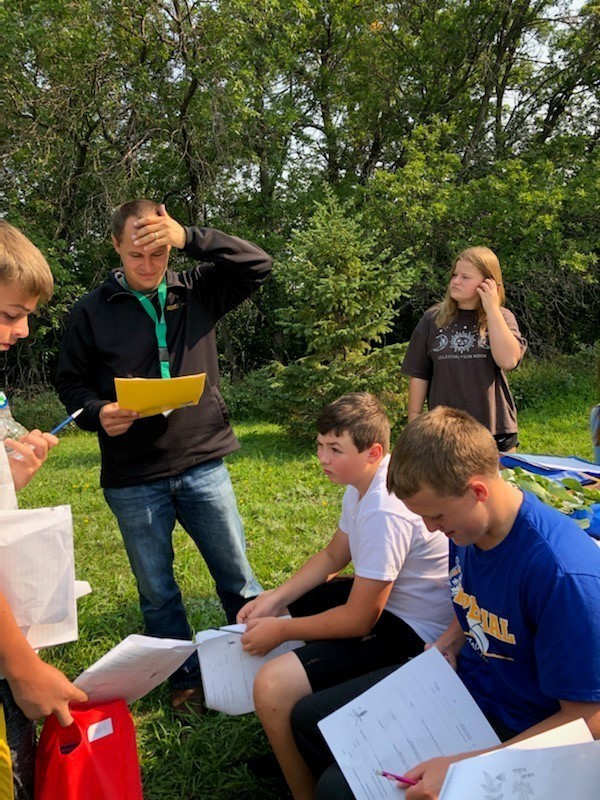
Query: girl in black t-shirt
401 246 526 452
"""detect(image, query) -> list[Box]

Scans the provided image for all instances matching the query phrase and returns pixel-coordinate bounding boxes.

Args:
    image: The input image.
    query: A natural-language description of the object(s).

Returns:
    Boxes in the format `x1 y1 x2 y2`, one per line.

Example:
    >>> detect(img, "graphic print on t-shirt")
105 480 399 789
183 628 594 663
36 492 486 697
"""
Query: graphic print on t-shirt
433 322 490 358
449 557 515 661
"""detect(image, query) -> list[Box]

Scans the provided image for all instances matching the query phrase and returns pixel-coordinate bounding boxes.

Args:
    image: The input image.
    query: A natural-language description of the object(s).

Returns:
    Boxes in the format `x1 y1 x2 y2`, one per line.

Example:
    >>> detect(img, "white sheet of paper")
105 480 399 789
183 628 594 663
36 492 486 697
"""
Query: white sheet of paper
0 504 80 650
440 740 600 799
439 719 595 798
318 648 500 800
491 718 593 753
74 634 199 703
75 580 92 600
195 624 304 715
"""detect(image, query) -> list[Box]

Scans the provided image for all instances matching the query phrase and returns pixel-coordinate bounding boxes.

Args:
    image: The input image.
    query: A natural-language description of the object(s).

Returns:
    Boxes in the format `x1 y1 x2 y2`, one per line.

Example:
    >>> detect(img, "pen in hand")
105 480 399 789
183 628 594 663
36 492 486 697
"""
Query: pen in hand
376 769 418 786
50 408 84 435
7 408 84 459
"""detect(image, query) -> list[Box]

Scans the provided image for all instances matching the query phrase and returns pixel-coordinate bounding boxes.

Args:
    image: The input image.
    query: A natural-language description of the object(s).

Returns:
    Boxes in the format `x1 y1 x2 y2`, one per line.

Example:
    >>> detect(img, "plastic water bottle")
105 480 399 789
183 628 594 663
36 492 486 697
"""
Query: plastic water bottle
0 392 29 455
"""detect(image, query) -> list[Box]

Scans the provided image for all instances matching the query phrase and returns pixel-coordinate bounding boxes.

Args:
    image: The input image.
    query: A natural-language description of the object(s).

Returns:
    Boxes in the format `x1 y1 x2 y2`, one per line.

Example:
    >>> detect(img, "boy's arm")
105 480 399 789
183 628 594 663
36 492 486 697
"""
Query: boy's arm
0 592 87 726
403 699 600 799
237 528 352 623
241 575 394 656
424 615 466 671
133 205 272 315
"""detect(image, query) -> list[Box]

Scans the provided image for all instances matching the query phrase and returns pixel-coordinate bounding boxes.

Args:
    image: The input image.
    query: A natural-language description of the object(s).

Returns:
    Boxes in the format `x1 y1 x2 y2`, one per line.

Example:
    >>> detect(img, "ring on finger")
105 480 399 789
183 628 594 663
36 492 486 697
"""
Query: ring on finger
154 232 159 241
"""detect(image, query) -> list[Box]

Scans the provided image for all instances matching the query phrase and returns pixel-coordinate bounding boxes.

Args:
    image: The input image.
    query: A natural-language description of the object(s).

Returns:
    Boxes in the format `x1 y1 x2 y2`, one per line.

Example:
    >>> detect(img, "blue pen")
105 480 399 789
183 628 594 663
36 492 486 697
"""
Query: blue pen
50 408 84 435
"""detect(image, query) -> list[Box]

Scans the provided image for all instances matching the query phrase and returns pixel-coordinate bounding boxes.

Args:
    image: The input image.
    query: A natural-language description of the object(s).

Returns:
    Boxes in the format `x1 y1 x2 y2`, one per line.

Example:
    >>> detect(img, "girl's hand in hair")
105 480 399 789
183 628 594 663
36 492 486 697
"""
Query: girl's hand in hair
476 277 501 313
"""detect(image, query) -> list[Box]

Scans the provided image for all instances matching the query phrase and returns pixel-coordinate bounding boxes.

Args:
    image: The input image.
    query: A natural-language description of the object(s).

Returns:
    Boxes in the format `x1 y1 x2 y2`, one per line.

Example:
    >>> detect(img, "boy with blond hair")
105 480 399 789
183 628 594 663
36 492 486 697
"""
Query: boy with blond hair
0 221 87 800
291 406 600 800
237 392 453 799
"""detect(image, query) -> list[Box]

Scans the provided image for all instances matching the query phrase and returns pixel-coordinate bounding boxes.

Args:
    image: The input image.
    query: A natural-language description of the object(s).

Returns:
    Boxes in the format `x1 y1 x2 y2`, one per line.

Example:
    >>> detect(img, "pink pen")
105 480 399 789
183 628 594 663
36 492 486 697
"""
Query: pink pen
376 769 418 786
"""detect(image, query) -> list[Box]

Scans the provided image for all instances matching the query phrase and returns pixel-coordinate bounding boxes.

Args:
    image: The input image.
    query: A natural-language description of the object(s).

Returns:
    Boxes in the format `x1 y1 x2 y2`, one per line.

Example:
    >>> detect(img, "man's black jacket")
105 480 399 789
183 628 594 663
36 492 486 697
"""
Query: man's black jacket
56 227 272 488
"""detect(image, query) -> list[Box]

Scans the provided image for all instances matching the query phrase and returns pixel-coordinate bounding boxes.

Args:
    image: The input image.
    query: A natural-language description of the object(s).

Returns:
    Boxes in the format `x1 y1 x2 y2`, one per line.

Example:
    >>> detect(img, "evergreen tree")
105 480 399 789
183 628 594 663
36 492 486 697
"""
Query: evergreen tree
268 189 415 438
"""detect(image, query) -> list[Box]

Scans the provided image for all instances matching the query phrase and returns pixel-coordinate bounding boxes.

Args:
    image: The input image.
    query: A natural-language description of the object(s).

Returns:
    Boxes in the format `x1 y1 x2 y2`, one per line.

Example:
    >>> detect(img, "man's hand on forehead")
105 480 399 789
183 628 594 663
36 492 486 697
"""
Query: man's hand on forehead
132 204 186 251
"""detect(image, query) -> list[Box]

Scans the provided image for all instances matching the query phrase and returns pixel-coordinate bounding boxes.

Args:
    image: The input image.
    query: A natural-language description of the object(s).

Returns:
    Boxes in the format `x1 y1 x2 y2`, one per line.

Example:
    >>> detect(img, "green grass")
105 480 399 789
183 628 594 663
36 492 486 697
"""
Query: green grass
19 423 344 800
15 356 598 799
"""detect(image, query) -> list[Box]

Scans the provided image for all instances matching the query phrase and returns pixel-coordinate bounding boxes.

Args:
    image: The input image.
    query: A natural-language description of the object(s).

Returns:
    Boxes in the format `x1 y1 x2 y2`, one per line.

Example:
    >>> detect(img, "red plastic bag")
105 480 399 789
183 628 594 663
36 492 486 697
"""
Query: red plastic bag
35 700 143 800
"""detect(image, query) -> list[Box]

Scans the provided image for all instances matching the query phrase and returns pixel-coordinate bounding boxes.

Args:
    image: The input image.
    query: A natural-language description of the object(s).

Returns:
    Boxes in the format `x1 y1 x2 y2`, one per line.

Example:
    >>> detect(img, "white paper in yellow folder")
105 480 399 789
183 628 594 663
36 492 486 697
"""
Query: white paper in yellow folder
114 373 206 417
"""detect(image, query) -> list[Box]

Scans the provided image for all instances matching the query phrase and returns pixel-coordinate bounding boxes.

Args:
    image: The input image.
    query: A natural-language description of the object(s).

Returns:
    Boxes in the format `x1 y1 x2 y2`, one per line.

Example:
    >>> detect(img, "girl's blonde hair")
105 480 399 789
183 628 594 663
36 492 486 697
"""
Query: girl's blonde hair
434 246 505 336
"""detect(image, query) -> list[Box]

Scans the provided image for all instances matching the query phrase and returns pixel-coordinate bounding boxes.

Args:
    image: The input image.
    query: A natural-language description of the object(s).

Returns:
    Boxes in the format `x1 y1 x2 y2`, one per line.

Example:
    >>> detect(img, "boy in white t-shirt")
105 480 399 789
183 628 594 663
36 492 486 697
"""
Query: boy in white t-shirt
237 392 452 800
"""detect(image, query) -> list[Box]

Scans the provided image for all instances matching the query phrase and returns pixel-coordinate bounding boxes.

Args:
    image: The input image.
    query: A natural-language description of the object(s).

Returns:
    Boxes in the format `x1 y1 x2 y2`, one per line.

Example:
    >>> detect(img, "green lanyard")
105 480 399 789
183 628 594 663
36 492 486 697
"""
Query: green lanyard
129 277 171 379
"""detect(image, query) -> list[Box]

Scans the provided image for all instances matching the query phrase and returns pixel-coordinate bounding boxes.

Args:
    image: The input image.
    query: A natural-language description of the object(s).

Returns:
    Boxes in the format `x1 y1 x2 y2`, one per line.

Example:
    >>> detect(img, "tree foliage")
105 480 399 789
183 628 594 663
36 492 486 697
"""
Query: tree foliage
2 0 598 392
264 190 413 437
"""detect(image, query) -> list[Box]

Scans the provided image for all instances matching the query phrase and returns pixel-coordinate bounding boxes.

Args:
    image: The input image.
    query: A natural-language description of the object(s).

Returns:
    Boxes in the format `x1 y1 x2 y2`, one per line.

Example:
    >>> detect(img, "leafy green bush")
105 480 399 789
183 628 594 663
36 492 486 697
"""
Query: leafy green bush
264 344 410 442
501 467 600 530
9 387 67 433
219 367 276 421
509 345 598 412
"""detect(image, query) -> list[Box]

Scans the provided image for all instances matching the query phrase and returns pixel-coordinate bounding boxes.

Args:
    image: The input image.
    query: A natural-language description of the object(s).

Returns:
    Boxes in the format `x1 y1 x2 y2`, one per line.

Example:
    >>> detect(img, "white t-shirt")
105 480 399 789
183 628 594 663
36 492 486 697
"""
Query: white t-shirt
339 454 452 644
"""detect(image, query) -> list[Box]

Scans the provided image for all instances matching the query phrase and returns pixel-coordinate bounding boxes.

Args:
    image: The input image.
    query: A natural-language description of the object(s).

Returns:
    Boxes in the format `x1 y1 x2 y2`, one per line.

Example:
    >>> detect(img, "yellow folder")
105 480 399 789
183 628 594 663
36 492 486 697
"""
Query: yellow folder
114 373 206 417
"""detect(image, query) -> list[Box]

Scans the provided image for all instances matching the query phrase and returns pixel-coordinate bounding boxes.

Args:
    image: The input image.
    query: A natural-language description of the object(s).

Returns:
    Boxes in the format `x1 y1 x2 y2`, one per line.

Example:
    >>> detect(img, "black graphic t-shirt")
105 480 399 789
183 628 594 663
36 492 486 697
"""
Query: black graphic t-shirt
401 307 526 435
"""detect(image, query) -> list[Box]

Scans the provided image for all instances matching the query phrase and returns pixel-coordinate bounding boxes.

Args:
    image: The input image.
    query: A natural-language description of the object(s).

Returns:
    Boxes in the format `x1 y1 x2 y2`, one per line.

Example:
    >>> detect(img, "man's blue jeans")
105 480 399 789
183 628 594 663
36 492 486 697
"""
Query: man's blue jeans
104 458 261 689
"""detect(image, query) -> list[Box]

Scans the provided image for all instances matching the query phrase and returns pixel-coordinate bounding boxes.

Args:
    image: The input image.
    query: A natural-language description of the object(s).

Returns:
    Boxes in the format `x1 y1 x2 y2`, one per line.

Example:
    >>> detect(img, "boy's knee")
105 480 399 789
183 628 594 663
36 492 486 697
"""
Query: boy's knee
253 655 310 715
253 658 287 707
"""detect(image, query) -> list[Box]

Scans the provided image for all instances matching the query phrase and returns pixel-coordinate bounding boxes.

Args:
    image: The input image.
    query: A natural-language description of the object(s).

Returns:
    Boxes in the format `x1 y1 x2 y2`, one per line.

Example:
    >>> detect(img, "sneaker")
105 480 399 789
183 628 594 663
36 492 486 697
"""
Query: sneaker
171 684 205 718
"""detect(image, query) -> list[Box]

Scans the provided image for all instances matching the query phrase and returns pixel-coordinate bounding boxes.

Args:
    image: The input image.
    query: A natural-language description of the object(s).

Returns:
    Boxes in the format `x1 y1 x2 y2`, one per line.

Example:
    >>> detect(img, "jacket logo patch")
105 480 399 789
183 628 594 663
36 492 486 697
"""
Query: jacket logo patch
166 302 181 312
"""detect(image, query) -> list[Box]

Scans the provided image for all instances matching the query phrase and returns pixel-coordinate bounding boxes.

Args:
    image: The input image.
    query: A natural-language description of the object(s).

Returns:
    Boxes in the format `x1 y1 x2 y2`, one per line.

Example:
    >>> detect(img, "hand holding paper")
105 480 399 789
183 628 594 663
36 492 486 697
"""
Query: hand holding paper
196 623 303 715
114 373 206 418
318 648 500 800
241 616 287 656
99 403 139 437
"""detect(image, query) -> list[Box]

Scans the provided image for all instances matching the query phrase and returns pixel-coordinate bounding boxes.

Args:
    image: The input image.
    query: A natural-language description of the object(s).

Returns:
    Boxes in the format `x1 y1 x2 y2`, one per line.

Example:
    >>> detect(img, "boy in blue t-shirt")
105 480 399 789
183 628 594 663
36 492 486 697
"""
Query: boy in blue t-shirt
291 406 600 800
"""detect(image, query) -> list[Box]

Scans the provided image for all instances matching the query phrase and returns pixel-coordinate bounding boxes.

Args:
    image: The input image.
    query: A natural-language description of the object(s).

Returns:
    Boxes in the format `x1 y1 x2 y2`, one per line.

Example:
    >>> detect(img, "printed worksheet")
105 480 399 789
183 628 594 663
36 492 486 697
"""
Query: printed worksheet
75 634 199 703
195 623 304 715
319 647 500 800
441 739 600 799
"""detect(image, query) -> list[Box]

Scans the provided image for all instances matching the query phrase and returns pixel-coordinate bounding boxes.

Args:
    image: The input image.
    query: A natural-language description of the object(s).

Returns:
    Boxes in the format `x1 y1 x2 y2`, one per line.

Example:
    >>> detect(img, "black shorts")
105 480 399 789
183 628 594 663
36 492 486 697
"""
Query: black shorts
494 432 519 452
287 577 425 693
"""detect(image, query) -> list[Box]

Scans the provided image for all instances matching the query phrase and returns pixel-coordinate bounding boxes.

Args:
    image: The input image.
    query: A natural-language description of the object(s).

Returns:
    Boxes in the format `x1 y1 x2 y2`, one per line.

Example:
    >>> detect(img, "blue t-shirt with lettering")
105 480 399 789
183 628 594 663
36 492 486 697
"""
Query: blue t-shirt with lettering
450 491 600 733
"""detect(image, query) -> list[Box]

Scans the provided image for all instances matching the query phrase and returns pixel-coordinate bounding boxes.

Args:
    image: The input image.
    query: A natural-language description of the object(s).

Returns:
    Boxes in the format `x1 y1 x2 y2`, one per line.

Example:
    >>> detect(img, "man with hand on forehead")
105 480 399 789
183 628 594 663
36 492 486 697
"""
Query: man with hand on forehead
56 200 272 715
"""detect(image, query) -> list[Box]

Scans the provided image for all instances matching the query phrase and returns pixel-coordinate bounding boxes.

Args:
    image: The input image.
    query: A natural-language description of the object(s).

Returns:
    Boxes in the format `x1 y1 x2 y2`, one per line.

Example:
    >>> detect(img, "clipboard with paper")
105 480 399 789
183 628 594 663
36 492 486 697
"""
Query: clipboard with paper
114 373 206 417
